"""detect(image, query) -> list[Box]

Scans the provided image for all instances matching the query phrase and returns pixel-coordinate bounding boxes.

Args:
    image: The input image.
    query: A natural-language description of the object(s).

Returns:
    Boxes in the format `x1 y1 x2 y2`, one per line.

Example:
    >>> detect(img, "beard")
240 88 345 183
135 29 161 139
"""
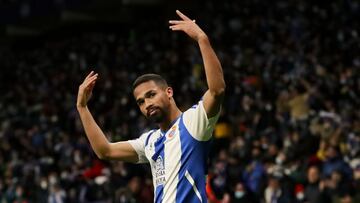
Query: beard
146 107 166 123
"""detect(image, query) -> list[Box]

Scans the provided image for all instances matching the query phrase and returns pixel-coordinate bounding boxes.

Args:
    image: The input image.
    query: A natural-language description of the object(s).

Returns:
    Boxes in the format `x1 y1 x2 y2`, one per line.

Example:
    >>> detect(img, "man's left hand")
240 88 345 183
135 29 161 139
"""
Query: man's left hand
169 10 208 42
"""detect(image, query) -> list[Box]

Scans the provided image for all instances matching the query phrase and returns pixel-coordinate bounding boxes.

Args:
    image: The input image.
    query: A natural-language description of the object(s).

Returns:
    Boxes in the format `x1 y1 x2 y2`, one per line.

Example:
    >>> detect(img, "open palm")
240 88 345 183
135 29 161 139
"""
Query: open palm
77 71 98 108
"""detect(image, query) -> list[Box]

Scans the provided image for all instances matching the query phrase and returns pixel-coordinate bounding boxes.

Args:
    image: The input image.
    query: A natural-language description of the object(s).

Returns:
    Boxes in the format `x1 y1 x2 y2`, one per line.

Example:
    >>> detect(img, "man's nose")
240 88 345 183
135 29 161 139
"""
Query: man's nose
145 99 153 110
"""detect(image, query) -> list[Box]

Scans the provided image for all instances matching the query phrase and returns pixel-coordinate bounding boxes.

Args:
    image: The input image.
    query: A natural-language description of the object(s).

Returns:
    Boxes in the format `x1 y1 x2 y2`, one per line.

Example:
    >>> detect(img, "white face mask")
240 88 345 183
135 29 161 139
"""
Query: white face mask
40 180 48 189
235 191 245 199
16 187 23 197
49 175 57 185
276 156 283 165
296 192 304 200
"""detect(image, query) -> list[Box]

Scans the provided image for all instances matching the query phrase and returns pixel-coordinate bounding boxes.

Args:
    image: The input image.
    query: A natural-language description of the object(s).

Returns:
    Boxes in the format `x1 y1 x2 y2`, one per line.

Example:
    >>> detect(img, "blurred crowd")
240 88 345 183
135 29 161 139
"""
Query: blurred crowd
0 0 91 24
0 0 359 202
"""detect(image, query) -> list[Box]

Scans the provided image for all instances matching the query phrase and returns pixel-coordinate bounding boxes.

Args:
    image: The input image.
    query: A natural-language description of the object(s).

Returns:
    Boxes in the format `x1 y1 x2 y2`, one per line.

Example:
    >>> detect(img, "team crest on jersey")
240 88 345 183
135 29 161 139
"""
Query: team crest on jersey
167 126 177 139
155 156 165 186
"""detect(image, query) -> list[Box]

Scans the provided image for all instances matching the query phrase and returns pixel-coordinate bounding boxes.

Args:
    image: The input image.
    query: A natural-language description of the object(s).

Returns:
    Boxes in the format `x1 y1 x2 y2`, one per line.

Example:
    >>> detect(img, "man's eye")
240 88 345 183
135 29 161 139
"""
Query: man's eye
138 100 144 106
150 93 156 98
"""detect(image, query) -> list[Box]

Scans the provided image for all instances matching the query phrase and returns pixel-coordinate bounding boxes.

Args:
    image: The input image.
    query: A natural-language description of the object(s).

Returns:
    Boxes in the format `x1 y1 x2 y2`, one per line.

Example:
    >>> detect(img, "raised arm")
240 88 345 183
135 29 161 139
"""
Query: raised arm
169 10 225 118
76 71 138 162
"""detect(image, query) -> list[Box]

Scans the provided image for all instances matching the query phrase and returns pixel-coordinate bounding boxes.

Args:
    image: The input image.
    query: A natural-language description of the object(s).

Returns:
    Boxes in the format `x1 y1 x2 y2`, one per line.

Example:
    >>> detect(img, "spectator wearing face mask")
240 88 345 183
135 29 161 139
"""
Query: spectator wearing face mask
232 182 258 203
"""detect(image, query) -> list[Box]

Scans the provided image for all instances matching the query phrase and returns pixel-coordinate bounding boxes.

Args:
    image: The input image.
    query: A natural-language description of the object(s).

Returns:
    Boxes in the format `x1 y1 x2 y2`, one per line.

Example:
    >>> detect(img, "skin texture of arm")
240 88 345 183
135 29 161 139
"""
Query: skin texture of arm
77 71 139 162
169 10 226 118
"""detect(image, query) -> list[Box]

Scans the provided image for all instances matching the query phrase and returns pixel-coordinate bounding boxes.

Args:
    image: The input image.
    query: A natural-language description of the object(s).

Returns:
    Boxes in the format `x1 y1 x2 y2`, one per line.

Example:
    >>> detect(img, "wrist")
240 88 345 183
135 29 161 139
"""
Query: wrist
77 105 88 111
197 34 209 43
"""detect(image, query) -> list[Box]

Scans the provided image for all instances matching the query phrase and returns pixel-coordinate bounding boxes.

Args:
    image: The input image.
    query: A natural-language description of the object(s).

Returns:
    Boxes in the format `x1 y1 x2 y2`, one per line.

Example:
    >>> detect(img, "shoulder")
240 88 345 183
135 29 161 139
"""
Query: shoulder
183 100 220 122
139 129 158 140
183 100 205 118
181 100 220 141
143 129 159 146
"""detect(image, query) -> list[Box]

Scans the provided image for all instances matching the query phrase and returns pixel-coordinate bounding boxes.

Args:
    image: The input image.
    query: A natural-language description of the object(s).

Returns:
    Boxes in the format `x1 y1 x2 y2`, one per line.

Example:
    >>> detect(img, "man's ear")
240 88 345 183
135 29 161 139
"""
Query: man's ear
166 87 173 98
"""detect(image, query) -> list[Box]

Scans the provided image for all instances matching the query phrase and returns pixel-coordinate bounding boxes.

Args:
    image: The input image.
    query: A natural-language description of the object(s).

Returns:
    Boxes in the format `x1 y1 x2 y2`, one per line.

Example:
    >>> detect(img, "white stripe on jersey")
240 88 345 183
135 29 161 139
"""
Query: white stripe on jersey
185 170 203 203
163 121 181 202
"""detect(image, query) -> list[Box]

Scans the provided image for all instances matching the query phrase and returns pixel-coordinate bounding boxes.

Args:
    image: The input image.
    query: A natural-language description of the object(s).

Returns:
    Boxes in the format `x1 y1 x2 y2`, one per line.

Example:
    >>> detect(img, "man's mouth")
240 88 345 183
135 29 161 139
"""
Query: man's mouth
147 108 158 117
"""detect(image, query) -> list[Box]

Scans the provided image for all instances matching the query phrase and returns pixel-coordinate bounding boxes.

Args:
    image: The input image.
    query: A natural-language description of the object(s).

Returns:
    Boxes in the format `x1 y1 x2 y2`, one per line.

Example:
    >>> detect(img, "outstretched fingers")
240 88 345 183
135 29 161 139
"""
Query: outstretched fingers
169 20 185 25
169 19 195 25
169 24 183 31
85 70 95 80
85 74 98 87
176 10 191 21
88 80 96 92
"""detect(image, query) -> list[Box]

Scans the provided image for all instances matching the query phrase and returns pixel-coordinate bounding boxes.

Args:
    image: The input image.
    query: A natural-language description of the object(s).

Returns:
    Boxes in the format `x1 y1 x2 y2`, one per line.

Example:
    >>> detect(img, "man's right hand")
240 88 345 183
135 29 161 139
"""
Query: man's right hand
77 71 98 108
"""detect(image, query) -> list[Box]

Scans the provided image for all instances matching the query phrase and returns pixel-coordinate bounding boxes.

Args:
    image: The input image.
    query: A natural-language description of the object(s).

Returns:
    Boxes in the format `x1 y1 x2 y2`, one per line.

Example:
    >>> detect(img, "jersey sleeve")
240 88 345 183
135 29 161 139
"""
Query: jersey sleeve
127 131 152 164
182 100 221 141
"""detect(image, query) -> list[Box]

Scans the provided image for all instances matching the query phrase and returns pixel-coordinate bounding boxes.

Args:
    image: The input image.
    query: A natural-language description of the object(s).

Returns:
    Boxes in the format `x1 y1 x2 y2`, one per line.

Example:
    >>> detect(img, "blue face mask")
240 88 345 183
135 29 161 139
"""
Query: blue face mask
235 191 245 199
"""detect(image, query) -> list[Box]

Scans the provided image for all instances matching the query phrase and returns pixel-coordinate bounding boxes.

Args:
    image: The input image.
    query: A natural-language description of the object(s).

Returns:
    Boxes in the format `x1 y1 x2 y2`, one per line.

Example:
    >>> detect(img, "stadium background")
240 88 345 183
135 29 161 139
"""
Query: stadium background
0 0 359 202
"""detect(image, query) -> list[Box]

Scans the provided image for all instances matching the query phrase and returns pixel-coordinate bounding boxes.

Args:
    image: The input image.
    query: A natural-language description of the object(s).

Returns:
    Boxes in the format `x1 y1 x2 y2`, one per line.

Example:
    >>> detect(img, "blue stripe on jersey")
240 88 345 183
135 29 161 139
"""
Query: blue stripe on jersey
190 104 198 109
155 184 164 203
153 134 166 203
176 115 209 203
145 130 155 147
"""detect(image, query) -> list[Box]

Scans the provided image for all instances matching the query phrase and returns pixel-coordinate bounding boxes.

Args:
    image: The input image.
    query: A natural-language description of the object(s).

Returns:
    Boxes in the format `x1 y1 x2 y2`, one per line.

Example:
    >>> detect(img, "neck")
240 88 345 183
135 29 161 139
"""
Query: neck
159 105 182 132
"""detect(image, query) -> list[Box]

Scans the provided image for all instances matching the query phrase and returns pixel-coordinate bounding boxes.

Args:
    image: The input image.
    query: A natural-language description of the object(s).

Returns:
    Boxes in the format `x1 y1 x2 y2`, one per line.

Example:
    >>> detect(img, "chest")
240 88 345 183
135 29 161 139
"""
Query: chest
145 125 181 160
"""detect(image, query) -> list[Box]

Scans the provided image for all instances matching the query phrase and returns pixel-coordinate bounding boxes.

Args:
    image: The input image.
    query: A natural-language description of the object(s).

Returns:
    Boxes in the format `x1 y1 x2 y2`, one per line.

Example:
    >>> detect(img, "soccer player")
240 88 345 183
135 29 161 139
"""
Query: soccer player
76 10 225 203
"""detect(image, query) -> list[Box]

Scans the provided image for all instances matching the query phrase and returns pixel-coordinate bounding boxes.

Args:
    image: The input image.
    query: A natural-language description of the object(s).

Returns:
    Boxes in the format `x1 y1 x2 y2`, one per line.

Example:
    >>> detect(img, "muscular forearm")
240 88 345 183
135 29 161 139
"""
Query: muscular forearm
198 36 226 96
77 106 111 159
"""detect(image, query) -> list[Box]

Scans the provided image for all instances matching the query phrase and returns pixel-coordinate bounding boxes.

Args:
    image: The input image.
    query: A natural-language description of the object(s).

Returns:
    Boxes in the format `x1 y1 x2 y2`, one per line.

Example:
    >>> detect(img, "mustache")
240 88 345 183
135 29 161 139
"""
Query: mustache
146 106 159 117
146 107 164 123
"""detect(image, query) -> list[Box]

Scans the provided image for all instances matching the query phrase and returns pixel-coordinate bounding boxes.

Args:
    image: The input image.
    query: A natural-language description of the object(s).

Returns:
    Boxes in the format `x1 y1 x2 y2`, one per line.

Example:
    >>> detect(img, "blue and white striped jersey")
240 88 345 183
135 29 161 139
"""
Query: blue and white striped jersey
128 100 220 203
